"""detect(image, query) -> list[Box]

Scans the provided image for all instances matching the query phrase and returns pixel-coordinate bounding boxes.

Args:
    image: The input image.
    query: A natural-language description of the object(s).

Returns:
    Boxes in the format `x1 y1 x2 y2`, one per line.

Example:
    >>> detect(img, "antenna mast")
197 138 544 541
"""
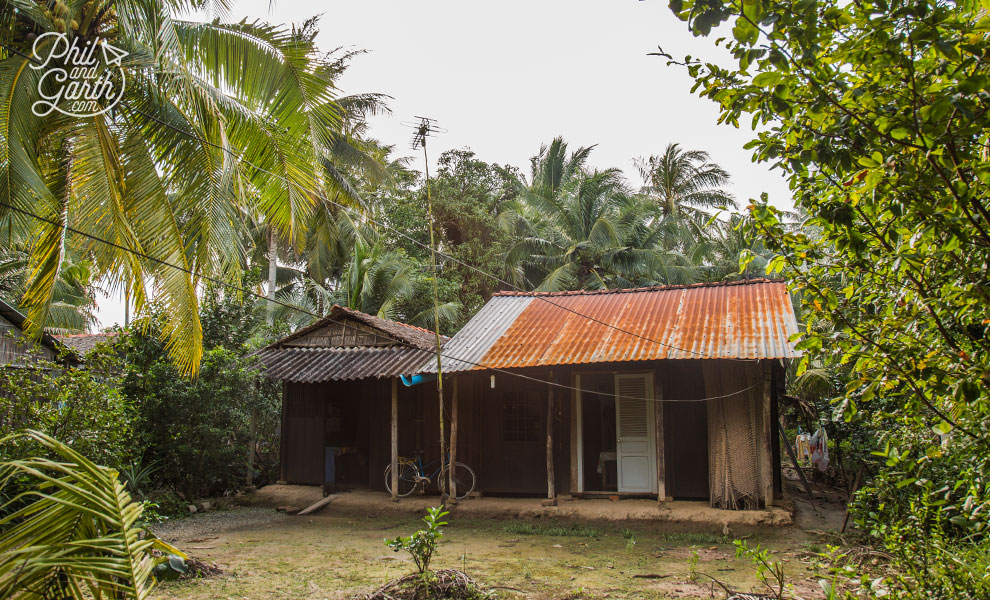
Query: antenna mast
406 116 451 503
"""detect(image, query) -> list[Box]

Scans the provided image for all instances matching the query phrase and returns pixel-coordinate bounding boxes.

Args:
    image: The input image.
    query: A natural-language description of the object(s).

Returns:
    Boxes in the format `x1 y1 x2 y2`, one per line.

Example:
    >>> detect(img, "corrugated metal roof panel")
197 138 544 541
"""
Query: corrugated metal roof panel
428 279 799 372
421 296 533 373
255 305 446 382
256 346 433 382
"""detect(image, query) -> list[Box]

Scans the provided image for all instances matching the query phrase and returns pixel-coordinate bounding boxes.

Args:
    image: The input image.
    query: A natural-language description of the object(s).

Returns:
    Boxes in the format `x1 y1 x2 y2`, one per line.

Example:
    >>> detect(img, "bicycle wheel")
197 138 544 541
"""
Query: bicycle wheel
439 462 476 500
384 462 419 497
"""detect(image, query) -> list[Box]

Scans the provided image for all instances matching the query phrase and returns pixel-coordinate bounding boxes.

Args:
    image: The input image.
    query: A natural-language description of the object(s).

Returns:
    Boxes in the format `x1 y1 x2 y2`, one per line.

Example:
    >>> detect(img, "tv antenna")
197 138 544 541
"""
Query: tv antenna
404 116 447 151
402 115 454 503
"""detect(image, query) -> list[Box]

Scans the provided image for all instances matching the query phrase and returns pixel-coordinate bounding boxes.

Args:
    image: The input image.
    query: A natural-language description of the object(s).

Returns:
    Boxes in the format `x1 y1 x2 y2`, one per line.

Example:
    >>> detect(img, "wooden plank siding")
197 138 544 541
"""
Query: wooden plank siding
278 360 779 506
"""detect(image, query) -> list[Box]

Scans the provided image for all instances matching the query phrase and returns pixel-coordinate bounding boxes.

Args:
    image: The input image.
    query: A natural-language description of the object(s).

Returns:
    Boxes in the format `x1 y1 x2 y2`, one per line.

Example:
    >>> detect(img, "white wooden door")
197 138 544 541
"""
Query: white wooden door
614 373 656 493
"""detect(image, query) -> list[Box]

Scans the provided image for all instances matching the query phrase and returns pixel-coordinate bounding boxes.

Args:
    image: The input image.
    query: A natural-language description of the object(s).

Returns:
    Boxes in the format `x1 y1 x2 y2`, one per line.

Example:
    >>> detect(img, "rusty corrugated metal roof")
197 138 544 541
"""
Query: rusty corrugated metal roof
427 279 800 372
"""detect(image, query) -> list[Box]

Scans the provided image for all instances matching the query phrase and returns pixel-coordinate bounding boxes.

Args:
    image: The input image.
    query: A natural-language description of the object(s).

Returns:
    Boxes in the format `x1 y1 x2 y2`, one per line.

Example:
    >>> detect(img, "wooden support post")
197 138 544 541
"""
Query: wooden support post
546 372 557 505
655 382 666 504
279 381 288 483
762 361 774 505
449 377 459 505
570 375 579 495
841 465 864 533
390 377 399 502
246 407 257 486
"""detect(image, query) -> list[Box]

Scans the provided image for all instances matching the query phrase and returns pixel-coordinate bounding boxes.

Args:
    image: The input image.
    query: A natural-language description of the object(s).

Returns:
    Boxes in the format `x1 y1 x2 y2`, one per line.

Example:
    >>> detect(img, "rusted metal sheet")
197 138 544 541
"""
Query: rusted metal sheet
433 280 800 372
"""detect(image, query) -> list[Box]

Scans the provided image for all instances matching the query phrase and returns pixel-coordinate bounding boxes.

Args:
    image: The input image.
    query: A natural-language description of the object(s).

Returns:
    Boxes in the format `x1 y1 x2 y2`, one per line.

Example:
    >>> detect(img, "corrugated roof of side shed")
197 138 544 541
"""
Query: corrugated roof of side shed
422 279 800 373
256 305 443 383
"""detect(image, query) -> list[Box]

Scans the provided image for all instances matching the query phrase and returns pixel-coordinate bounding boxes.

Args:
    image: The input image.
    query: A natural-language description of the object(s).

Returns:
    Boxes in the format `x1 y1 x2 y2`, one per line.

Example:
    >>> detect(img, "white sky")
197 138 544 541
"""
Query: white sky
93 0 792 330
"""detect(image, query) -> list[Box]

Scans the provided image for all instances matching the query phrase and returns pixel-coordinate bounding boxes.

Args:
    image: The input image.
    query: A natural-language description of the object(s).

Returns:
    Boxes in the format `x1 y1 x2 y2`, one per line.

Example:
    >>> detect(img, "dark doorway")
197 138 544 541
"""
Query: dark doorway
581 373 617 492
283 391 324 484
661 363 710 499
664 400 709 498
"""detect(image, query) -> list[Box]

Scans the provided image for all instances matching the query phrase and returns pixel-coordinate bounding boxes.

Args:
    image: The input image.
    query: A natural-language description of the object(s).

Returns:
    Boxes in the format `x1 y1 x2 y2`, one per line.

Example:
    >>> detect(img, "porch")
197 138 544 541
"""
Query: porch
249 484 794 527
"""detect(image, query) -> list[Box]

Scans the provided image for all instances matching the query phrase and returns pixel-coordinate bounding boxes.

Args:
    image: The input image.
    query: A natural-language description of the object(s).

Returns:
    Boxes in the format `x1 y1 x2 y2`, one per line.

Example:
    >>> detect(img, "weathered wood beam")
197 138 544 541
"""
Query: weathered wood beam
298 494 337 516
546 371 557 505
570 374 579 495
449 376 459 505
390 377 398 502
763 361 775 505
655 381 666 503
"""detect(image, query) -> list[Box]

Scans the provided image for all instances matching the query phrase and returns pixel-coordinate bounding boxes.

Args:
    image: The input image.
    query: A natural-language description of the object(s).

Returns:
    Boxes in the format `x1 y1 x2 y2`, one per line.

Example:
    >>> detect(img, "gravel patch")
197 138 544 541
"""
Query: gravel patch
150 506 290 543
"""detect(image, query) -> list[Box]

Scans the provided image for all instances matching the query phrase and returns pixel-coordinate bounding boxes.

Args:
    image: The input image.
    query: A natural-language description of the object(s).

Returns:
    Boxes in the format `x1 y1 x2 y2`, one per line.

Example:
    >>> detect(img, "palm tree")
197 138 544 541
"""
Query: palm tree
0 1 344 373
635 143 736 217
259 39 391 325
500 138 656 291
0 245 98 333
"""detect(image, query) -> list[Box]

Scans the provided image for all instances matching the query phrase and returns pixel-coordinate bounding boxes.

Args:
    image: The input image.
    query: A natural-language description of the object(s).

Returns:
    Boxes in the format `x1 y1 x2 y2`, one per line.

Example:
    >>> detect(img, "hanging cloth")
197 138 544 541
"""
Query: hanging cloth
809 427 829 472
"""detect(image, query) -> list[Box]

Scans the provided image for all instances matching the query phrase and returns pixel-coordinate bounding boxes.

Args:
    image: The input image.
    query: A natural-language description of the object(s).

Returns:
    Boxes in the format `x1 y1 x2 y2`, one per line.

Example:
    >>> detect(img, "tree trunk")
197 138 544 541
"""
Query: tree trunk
267 229 278 325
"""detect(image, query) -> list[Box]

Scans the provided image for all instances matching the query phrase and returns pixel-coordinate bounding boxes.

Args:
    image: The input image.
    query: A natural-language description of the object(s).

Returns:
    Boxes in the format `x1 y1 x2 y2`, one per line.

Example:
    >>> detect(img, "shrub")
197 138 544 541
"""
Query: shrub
123 335 277 499
0 351 134 469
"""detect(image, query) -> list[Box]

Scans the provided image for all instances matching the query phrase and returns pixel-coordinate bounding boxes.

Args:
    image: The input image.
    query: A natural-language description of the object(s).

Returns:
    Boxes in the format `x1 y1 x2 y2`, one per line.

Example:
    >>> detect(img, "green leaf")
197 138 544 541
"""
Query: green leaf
753 72 784 88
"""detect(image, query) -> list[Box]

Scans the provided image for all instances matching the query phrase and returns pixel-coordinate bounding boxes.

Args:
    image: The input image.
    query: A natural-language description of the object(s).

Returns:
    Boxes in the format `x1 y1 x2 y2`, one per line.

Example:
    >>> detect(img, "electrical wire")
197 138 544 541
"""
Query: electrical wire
0 42 773 405
0 40 756 363
0 201 762 405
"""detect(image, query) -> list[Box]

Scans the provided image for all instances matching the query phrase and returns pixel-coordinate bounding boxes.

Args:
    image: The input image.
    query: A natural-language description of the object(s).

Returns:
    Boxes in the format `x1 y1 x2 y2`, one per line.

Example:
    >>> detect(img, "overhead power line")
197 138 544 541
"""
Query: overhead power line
0 41 756 363
0 201 760 405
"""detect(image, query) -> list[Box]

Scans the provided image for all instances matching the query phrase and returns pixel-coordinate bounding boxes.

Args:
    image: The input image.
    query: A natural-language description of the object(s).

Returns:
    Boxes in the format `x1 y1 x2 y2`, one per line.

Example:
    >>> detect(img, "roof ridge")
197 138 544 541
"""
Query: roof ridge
55 332 117 338
262 304 445 352
492 278 785 297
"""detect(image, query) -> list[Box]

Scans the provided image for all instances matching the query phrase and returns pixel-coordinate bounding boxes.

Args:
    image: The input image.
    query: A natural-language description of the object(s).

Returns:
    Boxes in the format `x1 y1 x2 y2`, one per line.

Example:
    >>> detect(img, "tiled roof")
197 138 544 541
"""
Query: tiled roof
256 305 444 382
55 332 118 356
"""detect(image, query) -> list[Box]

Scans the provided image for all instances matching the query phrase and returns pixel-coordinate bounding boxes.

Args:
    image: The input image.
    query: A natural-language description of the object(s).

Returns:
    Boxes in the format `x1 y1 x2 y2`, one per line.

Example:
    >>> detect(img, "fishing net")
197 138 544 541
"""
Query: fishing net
704 361 772 510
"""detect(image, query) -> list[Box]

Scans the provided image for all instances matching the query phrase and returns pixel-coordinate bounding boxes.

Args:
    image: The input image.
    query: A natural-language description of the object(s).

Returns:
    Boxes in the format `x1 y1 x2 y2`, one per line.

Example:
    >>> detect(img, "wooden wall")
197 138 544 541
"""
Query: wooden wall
279 359 783 504
0 317 54 367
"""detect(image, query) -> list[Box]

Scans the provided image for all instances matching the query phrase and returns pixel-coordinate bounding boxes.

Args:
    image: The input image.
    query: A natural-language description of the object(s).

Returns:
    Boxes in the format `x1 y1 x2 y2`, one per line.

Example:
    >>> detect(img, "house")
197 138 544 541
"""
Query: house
0 298 73 367
55 332 119 357
260 279 800 510
255 305 446 488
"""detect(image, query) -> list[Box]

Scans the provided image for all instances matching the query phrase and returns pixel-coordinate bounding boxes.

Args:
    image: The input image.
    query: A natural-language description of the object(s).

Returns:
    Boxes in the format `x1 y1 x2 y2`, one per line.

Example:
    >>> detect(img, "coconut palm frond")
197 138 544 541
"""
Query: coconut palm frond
0 430 185 600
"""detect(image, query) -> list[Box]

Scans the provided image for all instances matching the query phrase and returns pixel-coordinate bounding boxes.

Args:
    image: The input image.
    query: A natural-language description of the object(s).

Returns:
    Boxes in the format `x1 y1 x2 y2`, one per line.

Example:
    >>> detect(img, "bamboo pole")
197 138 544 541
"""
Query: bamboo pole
391 377 398 502
422 140 447 505
449 377 459 504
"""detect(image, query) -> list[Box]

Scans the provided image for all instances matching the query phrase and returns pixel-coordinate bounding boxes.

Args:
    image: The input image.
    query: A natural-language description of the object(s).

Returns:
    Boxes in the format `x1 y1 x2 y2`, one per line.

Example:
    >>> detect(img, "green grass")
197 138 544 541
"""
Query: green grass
502 522 603 538
656 531 729 545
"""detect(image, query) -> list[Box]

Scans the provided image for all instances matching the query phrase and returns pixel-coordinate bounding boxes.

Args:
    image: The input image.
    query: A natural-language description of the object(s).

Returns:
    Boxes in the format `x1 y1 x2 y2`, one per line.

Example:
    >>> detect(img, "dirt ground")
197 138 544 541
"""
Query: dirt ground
151 481 847 600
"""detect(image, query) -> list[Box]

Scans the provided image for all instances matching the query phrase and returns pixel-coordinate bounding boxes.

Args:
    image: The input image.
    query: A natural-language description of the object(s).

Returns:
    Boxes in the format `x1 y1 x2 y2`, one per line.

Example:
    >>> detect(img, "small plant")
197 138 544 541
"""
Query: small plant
734 540 787 600
622 528 636 549
119 459 161 500
385 506 448 575
688 546 700 582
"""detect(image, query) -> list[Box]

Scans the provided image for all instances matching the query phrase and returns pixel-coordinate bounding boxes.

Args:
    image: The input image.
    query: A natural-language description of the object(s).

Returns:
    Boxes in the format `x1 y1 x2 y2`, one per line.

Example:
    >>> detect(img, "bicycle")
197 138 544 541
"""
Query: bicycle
383 450 476 500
